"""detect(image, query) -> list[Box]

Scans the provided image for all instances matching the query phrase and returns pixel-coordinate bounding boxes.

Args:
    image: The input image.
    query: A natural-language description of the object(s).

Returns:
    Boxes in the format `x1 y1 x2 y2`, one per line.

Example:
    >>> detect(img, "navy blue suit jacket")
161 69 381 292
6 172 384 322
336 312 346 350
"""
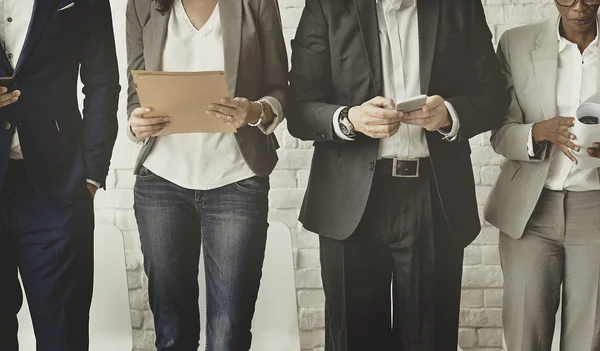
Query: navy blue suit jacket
0 0 120 204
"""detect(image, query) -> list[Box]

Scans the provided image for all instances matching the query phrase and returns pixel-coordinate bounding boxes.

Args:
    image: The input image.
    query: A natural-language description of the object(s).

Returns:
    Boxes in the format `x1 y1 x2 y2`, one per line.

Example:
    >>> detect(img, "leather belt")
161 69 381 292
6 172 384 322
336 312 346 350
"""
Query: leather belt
375 157 431 178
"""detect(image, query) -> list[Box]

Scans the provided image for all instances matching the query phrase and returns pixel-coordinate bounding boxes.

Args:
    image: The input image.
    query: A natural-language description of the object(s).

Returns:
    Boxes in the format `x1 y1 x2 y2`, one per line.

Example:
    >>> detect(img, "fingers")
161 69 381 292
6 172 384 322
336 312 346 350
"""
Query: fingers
558 144 578 164
219 97 247 110
555 133 580 152
367 96 396 110
208 110 243 128
362 104 403 120
362 122 401 139
207 103 239 117
588 142 600 159
0 90 20 108
558 117 576 126
132 124 168 139
423 95 444 112
130 107 170 138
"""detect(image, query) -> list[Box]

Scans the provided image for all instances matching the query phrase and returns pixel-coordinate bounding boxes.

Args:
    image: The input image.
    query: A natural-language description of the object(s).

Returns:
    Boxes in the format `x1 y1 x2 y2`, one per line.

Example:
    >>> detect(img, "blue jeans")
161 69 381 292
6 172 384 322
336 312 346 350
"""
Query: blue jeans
134 166 269 351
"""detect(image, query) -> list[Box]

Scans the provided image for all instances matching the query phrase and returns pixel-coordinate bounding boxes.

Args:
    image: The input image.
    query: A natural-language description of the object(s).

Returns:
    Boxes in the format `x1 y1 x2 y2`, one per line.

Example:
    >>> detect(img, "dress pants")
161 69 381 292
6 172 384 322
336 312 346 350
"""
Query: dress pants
319 160 465 351
0 160 95 351
501 189 600 351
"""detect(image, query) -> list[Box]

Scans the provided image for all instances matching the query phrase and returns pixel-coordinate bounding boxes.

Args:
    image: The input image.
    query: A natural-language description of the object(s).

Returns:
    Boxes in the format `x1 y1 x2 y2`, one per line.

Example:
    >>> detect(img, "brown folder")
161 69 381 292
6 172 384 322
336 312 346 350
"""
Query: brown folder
132 70 236 135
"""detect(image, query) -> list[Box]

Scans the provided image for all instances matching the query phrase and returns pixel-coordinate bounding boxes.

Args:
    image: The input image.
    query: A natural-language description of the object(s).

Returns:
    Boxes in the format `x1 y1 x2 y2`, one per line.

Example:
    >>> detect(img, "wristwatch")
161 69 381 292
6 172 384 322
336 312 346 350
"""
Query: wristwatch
248 100 267 127
338 107 356 138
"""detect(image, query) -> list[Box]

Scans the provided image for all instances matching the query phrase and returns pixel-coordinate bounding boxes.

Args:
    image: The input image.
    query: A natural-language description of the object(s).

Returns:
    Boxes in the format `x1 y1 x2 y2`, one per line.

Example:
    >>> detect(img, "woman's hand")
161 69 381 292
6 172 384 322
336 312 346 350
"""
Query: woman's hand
207 98 268 129
532 117 580 164
129 107 170 140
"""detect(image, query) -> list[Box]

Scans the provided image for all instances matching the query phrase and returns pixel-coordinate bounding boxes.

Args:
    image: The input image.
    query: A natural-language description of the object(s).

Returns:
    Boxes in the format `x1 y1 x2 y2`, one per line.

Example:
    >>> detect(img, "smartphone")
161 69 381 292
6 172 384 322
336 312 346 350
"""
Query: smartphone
0 77 16 92
396 94 428 112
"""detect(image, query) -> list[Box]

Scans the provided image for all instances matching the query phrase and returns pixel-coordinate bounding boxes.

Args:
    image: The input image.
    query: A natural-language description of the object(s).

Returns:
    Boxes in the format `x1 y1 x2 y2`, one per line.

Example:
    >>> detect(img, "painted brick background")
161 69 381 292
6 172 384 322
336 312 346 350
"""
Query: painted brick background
99 1 559 350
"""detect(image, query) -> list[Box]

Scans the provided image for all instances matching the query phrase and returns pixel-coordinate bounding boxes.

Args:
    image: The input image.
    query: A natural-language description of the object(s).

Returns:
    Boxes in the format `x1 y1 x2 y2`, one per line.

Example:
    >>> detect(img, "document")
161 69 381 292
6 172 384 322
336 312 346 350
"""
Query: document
571 93 600 169
132 70 236 135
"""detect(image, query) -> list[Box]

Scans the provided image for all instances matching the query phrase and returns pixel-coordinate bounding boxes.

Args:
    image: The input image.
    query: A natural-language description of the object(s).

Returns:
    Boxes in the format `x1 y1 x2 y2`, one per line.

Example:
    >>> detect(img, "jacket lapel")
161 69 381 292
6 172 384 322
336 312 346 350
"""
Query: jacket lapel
14 0 56 76
219 1 242 98
144 2 170 71
0 44 13 74
352 0 382 96
417 0 439 94
532 20 558 120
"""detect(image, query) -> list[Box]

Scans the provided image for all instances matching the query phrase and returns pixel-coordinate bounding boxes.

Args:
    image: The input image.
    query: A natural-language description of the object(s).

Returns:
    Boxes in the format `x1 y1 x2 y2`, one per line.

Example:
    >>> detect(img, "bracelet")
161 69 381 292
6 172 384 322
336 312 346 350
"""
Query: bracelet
248 101 266 127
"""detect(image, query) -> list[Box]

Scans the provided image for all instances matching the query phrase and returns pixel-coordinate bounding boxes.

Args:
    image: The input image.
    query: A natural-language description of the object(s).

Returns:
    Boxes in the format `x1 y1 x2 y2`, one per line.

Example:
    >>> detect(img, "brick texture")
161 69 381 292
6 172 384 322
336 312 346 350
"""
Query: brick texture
100 1 556 349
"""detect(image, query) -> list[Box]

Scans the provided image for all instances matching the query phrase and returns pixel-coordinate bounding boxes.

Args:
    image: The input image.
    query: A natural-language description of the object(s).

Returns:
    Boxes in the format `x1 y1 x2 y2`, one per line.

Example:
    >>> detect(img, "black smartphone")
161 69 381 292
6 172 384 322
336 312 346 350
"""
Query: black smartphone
579 116 599 125
0 77 16 92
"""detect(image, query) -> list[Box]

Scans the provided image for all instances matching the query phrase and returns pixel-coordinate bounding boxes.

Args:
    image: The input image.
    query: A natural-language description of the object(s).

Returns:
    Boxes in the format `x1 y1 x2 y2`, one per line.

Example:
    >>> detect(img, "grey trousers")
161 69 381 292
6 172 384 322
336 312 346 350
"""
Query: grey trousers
500 189 600 351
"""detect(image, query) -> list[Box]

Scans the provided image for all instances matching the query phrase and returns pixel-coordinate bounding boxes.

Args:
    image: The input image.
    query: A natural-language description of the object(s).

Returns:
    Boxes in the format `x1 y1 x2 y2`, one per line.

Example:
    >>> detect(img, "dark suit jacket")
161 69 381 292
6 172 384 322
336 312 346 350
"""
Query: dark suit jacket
287 0 509 248
126 0 288 177
0 0 120 204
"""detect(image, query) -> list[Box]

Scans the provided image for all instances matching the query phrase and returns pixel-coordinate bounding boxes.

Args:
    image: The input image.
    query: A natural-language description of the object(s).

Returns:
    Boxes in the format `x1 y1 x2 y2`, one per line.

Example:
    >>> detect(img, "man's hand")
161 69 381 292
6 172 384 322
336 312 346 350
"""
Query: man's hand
532 117 579 164
129 107 170 140
588 142 600 159
0 88 20 108
87 183 98 199
348 96 403 139
402 95 451 131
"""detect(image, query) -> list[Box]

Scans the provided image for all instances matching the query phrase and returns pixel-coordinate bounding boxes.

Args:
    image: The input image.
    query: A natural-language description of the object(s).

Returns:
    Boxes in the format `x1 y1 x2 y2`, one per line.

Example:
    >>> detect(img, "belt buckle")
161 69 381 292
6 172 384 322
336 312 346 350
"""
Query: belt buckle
392 158 419 178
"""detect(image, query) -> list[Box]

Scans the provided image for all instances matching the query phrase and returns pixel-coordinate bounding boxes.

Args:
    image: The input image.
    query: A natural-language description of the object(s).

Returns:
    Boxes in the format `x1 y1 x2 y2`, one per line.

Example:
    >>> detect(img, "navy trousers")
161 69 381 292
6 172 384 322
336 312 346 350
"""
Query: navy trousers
0 160 95 351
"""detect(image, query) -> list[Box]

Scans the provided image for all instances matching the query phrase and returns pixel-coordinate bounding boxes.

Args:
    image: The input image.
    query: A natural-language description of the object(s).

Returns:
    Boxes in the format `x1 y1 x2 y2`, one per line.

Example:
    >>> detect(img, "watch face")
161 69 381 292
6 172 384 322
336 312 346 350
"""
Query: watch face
339 123 349 135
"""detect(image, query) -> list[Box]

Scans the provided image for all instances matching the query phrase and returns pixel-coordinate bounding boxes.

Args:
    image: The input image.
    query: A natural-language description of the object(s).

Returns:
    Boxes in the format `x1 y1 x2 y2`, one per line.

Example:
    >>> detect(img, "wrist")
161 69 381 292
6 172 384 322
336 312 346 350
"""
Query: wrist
532 123 544 143
348 106 361 133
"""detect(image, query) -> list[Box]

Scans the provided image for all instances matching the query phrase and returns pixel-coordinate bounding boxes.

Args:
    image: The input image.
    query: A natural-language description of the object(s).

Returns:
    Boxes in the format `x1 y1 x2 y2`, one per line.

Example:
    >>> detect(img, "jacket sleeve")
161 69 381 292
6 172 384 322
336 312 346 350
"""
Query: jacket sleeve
125 0 146 143
445 0 510 143
79 0 121 188
286 0 343 142
255 0 288 135
490 29 548 162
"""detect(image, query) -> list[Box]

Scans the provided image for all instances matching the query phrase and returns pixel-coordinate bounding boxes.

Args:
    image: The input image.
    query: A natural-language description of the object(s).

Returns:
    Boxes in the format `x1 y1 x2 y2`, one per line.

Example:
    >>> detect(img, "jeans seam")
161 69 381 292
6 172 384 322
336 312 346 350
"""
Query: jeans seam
231 182 269 195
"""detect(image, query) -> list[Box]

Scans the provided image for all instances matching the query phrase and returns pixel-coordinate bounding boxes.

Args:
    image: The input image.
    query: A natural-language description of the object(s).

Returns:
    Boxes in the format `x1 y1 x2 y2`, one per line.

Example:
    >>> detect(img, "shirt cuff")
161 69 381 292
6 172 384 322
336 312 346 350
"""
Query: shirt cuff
257 96 284 135
527 125 536 157
86 179 101 189
438 101 460 141
332 106 354 141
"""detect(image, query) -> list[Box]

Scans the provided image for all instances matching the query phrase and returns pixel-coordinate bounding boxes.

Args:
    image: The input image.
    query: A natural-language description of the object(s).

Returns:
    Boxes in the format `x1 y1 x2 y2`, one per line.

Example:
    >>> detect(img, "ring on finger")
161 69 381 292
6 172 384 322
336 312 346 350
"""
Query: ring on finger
227 115 234 123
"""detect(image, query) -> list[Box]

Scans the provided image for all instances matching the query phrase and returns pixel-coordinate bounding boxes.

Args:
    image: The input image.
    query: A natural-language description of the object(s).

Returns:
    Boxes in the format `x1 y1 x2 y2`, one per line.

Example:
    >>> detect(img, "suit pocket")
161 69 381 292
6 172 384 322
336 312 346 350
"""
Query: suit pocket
500 160 522 180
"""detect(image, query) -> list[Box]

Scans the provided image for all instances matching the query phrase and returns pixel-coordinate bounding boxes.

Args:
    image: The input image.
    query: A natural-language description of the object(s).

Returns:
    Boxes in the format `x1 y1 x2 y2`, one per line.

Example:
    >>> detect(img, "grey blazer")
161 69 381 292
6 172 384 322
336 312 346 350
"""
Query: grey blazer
484 18 600 239
125 0 288 176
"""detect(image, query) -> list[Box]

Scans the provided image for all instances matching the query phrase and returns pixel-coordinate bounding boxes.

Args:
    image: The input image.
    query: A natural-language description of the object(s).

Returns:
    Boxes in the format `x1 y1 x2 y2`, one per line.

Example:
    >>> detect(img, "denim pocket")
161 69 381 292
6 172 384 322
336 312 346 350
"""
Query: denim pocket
232 176 270 195
136 165 157 181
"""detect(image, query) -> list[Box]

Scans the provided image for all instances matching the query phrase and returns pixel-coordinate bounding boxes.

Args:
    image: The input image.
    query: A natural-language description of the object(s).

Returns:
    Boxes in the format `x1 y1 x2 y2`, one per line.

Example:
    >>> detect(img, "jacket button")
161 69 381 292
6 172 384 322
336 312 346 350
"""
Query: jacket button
368 162 375 171
319 132 327 139
4 121 11 130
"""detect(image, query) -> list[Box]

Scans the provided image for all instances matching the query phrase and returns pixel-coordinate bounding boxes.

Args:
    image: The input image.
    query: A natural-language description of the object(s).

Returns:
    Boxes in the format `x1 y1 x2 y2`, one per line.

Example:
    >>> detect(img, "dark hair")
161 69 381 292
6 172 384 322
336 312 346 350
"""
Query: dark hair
156 0 174 13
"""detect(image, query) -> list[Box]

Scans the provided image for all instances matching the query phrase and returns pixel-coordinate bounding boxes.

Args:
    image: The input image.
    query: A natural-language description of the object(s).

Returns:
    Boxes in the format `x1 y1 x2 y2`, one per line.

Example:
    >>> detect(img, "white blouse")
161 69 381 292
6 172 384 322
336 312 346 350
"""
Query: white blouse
143 1 274 190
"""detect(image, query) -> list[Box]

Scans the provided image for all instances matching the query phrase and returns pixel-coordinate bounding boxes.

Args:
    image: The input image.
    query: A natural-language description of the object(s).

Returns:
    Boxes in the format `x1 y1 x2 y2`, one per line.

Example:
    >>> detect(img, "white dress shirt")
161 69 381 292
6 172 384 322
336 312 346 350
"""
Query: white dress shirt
143 0 282 190
1 0 34 160
527 19 600 191
333 0 460 158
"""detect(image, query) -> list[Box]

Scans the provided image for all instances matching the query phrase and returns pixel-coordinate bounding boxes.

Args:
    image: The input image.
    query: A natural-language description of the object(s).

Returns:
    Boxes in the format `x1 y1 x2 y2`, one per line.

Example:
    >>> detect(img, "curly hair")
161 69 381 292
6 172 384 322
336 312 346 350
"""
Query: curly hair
156 0 174 13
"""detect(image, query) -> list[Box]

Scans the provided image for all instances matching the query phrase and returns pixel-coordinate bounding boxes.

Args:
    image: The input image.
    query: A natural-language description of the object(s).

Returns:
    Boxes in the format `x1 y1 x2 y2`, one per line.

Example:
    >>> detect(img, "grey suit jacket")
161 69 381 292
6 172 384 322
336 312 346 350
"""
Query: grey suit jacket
484 17 600 239
125 0 287 176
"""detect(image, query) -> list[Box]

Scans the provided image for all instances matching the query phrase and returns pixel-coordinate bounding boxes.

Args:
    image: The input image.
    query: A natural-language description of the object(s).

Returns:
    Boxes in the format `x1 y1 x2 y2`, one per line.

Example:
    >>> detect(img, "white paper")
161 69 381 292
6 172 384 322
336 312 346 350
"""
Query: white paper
571 93 600 169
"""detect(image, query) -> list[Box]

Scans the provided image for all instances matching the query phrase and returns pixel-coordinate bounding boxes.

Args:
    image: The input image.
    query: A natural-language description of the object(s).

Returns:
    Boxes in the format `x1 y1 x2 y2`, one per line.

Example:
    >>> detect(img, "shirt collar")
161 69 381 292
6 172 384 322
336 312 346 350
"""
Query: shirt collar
375 0 415 11
557 15 599 54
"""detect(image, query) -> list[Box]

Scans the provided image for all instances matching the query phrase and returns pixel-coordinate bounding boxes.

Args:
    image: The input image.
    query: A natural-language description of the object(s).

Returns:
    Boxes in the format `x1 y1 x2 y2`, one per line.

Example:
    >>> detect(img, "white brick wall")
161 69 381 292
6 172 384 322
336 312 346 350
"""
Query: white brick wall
101 1 558 350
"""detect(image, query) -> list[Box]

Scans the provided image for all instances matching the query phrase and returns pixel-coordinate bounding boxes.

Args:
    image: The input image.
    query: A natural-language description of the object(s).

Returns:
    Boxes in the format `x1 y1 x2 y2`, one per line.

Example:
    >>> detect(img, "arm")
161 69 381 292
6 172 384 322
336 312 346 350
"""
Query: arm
445 0 510 143
126 0 146 143
287 0 342 141
255 0 288 135
490 30 547 163
79 0 120 188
